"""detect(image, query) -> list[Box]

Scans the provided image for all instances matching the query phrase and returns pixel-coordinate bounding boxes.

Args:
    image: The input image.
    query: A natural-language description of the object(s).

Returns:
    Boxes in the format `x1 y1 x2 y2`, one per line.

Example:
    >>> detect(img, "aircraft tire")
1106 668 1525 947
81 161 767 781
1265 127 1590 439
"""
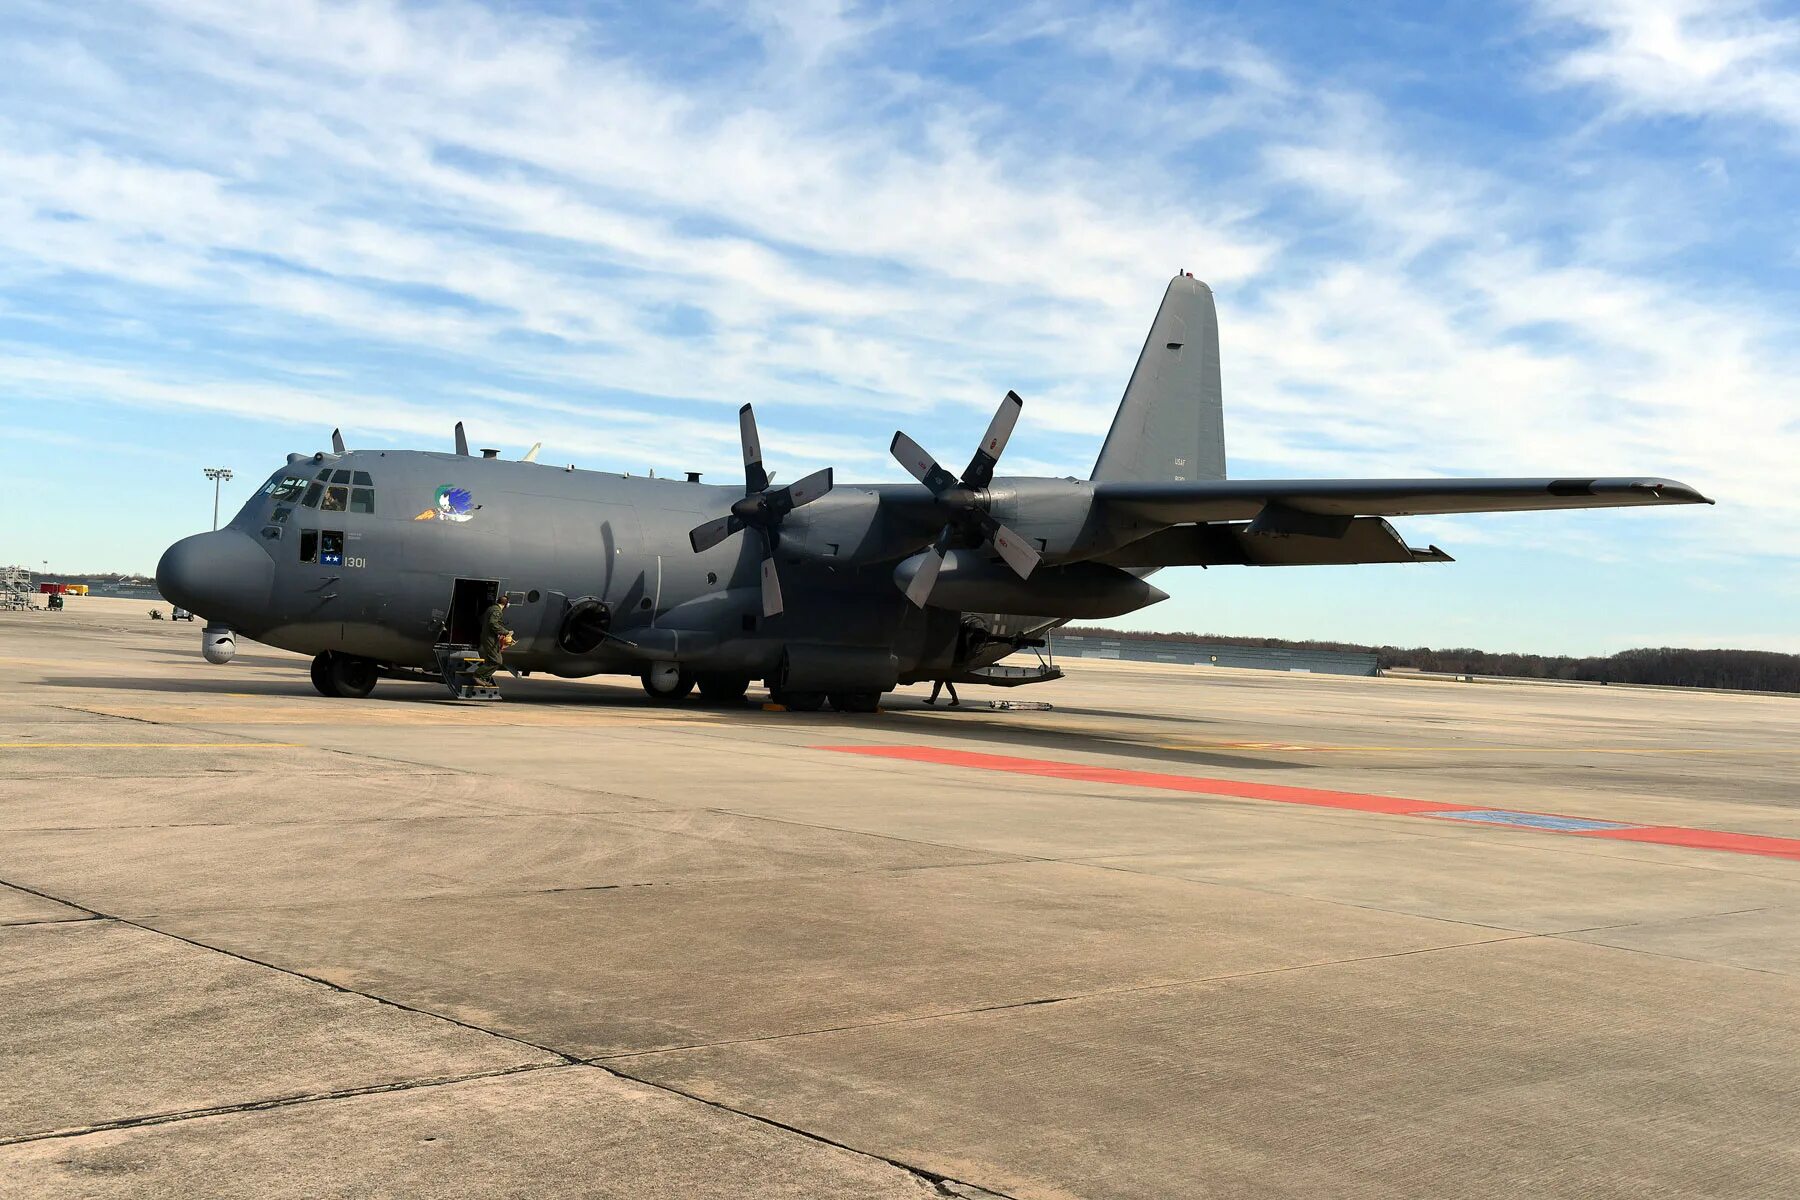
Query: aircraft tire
641 669 695 704
772 689 825 712
326 653 379 699
828 691 881 713
696 673 750 704
309 654 334 697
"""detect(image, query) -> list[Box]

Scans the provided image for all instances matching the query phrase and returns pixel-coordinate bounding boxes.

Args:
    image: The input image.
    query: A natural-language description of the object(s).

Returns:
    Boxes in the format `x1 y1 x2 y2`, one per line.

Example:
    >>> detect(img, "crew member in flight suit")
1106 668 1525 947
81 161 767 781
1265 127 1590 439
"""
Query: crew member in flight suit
474 593 513 686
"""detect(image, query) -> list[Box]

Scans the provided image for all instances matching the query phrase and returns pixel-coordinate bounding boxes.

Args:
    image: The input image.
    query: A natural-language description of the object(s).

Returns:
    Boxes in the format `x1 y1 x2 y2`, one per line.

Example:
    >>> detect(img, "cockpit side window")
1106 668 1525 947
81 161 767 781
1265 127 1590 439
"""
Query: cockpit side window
301 482 323 508
349 488 374 514
299 529 318 563
330 469 352 484
322 485 349 512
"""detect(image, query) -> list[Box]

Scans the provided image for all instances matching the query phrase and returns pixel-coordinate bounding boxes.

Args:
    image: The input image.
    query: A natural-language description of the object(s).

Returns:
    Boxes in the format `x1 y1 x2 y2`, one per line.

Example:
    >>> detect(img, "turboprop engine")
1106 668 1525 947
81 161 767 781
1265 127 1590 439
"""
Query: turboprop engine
202 623 236 665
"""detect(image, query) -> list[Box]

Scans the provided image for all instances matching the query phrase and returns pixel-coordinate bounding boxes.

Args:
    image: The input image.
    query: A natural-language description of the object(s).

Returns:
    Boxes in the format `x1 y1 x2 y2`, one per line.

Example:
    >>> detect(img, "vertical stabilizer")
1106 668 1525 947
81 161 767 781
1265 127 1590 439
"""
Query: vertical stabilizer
1091 274 1225 483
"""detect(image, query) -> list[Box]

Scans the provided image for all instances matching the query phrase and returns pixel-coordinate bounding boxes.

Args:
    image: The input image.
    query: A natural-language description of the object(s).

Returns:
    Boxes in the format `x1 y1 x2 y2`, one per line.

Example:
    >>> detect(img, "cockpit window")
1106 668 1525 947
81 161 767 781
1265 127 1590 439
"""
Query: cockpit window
301 482 323 508
264 475 310 502
330 469 352 484
351 471 373 486
270 506 292 524
322 485 348 512
349 487 374 514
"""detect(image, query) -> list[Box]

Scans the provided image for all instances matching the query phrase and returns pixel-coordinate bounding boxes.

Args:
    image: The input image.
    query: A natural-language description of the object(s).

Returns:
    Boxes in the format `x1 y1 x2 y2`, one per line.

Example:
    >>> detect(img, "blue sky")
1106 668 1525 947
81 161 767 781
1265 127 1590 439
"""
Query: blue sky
2 0 1797 655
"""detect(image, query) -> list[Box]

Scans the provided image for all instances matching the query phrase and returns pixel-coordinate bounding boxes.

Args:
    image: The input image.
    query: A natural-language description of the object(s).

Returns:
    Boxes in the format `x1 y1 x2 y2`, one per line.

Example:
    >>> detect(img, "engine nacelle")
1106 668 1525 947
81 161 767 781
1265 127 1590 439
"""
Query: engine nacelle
202 623 236 664
893 551 1168 618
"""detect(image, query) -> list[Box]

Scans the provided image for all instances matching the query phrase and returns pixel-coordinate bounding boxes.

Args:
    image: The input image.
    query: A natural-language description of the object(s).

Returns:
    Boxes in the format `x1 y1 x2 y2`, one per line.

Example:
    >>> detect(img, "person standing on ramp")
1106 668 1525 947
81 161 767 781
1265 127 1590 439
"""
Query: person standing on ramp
475 593 514 687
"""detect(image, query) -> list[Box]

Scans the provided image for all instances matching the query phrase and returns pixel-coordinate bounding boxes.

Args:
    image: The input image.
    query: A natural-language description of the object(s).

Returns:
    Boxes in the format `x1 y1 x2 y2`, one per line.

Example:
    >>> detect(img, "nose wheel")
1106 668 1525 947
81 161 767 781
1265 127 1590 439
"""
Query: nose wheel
311 652 379 698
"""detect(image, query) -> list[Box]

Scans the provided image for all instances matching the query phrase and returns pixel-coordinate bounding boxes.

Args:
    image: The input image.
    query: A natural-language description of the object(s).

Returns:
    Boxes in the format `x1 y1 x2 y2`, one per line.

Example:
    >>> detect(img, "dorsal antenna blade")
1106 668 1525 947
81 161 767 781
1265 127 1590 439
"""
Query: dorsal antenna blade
522 442 541 463
331 428 346 455
454 422 469 456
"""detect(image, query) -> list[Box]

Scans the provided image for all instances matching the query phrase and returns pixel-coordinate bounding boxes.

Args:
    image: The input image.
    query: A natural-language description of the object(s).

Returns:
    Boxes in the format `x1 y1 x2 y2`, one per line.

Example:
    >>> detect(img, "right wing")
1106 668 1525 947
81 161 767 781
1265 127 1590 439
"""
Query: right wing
1094 476 1711 526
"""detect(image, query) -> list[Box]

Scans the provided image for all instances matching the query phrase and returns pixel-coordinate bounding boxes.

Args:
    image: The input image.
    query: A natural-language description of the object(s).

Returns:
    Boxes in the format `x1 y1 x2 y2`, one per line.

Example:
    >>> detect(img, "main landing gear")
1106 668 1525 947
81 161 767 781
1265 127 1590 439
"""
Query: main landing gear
310 652 379 699
641 664 879 712
766 689 881 713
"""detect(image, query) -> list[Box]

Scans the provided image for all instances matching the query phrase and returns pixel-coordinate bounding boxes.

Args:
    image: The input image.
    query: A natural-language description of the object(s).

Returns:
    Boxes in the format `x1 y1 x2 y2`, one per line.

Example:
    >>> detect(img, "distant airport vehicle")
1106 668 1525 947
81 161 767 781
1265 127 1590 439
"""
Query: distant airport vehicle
156 274 1709 708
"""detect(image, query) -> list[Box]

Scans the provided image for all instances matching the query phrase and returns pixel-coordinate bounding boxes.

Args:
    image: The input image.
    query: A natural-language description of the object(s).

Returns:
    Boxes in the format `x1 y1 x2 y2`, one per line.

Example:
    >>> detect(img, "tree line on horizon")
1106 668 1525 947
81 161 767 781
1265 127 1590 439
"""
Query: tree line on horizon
1058 627 1800 695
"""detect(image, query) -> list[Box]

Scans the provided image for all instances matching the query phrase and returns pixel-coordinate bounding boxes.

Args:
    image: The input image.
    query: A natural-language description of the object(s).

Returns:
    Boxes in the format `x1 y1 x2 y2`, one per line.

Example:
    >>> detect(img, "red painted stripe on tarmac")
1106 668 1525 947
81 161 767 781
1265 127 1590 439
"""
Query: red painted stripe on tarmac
819 744 1800 862
1575 825 1800 861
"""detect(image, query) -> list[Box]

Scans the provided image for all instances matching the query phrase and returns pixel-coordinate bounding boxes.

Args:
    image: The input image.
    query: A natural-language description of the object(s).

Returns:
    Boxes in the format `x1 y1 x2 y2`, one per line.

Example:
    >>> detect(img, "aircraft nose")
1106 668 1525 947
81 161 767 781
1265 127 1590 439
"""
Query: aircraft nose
155 531 275 625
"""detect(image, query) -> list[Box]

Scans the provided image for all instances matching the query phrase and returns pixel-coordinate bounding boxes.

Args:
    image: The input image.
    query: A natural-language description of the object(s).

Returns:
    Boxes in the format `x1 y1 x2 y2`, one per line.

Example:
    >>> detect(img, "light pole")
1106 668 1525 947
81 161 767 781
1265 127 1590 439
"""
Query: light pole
203 467 233 530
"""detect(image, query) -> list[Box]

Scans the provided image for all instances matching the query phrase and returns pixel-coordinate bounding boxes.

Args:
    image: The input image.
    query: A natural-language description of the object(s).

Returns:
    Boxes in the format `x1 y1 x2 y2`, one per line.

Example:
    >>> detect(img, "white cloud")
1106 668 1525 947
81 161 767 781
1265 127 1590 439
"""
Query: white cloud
1 0 1794 590
1535 0 1800 131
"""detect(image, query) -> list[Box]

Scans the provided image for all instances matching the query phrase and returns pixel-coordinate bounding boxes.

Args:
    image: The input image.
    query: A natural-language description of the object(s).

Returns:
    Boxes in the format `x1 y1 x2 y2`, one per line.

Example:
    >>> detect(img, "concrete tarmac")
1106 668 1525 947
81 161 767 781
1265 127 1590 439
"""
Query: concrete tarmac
2 597 1797 1198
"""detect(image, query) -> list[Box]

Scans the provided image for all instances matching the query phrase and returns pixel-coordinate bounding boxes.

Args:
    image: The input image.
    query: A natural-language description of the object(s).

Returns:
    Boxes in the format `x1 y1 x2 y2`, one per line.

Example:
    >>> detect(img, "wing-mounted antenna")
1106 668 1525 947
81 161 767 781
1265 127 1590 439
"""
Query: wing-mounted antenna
454 422 469 456
331 428 347 455
892 390 1041 606
686 404 834 618
522 442 542 463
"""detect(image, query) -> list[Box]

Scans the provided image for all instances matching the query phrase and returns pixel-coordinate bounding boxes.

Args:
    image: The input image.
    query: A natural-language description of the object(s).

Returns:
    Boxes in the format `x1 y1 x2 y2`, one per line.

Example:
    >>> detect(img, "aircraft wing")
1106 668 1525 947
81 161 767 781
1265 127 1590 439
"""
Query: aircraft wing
1093 477 1712 526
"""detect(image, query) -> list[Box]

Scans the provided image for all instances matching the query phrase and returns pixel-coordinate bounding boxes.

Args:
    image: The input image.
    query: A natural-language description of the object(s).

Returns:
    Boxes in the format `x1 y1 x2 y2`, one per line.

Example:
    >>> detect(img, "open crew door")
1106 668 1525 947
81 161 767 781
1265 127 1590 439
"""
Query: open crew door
441 577 499 646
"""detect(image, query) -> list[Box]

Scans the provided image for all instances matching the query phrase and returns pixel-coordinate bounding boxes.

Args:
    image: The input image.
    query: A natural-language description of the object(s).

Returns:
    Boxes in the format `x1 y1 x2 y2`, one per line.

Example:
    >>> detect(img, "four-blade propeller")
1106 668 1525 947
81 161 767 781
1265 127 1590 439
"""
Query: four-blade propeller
890 390 1041 607
687 404 834 618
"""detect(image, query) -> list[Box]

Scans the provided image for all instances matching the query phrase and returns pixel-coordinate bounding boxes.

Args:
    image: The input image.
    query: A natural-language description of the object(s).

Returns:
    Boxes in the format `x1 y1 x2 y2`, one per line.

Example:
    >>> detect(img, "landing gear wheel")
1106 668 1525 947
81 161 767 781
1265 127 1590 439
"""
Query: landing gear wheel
313 652 378 698
309 654 333 697
828 691 881 713
641 666 695 704
331 653 379 698
771 689 825 712
696 674 751 705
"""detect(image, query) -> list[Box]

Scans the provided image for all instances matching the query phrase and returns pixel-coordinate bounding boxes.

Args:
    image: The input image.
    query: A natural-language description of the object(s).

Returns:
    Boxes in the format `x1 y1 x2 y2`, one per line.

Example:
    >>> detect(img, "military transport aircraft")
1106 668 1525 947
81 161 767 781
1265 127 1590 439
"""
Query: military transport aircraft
156 273 1710 710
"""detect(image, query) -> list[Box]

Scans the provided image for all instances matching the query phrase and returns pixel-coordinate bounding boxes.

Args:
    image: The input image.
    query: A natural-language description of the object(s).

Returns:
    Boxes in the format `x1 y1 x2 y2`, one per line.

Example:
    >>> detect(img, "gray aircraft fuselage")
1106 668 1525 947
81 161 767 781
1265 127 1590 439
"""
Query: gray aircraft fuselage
163 452 1129 685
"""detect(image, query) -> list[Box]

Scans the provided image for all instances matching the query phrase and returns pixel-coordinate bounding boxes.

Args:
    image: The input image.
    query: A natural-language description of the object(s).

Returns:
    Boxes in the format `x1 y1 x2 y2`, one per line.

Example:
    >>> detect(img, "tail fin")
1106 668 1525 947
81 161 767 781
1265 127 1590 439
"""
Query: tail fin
1091 274 1226 483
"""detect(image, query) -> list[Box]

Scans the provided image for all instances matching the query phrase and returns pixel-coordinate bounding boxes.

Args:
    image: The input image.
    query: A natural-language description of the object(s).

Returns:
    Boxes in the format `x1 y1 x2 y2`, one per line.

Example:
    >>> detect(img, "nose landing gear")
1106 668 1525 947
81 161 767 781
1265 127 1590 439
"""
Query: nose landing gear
311 652 379 698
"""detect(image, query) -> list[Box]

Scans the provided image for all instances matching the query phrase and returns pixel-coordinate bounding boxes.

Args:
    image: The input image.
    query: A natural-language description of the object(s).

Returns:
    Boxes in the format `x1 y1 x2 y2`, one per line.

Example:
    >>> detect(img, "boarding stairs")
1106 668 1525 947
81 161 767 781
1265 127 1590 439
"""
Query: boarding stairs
2 567 34 611
431 643 503 701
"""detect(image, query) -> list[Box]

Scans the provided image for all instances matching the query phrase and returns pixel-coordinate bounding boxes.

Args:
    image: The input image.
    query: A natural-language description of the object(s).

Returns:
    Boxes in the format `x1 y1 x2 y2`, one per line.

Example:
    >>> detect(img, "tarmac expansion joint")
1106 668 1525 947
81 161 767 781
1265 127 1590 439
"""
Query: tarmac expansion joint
584 1061 1023 1200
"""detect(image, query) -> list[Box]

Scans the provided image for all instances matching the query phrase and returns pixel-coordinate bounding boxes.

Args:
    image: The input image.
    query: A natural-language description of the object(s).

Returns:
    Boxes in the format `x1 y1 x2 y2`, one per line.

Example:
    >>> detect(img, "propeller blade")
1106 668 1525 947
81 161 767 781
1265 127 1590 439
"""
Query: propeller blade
961 390 1021 489
903 544 946 607
759 540 784 618
331 428 346 455
985 519 1042 579
689 514 741 554
740 404 768 494
454 422 469 456
891 432 959 496
522 442 541 463
784 467 833 509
